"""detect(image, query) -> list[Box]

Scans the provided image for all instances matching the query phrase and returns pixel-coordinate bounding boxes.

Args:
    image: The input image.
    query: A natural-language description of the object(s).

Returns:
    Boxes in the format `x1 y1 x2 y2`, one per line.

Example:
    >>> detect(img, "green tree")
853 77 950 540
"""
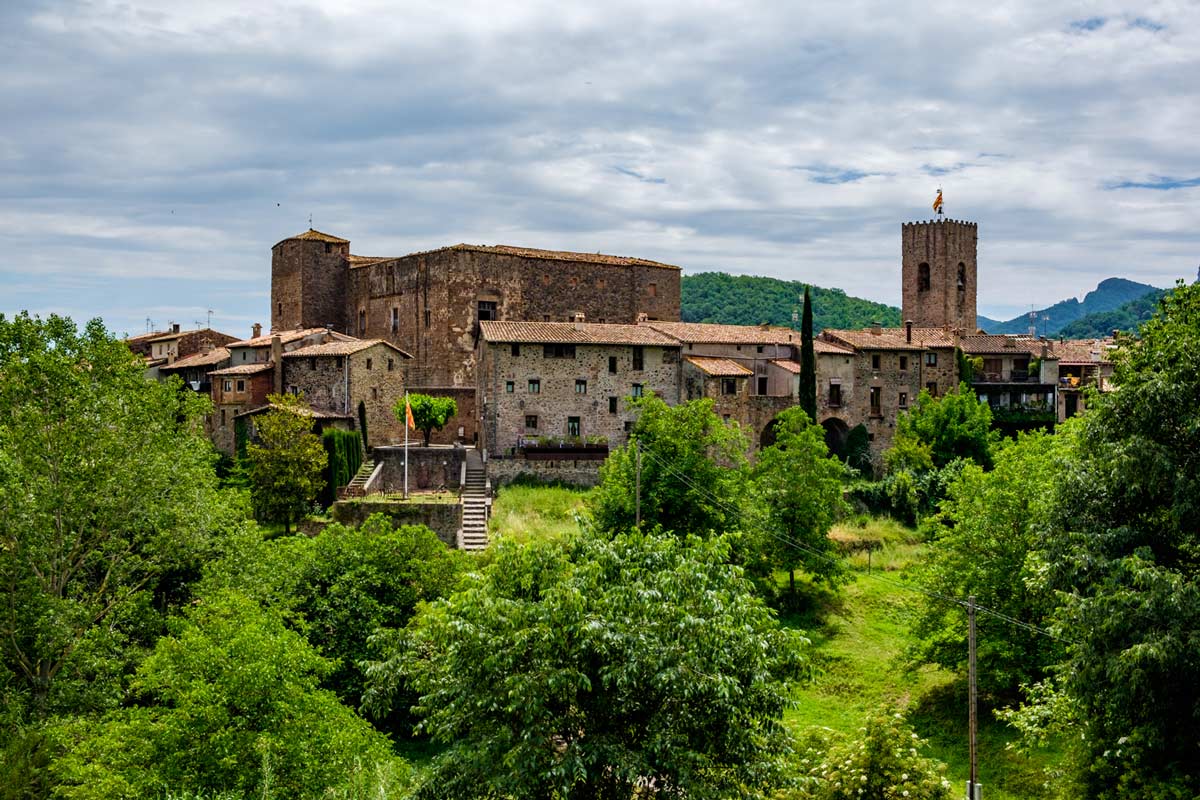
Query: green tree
1011 282 1200 799
47 590 405 800
589 393 748 537
750 408 848 593
889 384 994 470
843 423 873 476
246 393 328 533
955 347 982 384
0 313 223 716
800 286 817 421
397 393 458 446
908 432 1064 700
365 530 807 799
788 707 954 800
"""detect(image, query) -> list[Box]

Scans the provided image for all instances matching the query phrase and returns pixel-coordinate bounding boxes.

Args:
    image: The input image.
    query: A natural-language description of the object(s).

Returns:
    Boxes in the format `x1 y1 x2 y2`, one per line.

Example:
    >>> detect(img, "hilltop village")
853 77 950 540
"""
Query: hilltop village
130 217 1114 484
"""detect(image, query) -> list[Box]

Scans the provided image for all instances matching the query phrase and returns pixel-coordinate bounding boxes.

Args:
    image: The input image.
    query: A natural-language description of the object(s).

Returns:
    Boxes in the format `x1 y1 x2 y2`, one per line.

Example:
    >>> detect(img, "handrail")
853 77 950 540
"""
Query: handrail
361 461 385 495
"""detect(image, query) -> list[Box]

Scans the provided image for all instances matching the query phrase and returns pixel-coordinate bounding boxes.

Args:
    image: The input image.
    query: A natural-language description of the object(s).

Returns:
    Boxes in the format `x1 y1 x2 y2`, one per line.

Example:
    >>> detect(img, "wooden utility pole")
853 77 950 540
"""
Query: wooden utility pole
968 595 979 800
635 440 642 528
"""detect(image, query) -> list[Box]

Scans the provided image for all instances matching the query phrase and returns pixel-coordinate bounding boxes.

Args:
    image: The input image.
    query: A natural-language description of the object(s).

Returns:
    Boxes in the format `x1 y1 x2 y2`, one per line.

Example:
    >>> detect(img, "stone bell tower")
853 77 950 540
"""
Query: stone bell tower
901 218 978 332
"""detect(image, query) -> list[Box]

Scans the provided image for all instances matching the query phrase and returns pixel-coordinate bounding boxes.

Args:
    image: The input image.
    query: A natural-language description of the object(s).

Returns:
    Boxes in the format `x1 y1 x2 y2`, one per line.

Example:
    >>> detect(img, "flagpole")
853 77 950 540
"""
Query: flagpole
404 391 409 500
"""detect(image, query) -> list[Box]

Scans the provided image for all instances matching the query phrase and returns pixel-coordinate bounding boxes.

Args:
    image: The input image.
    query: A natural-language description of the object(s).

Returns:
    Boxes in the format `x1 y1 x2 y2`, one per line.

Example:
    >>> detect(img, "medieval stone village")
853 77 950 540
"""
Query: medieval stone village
124 216 1114 548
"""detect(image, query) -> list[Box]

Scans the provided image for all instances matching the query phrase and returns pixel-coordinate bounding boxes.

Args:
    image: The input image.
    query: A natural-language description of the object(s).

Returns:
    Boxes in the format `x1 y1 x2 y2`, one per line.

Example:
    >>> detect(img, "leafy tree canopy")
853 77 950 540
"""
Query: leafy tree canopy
365 530 808 800
588 393 748 537
246 393 328 533
888 384 995 470
682 272 901 331
0 313 224 716
398 393 458 446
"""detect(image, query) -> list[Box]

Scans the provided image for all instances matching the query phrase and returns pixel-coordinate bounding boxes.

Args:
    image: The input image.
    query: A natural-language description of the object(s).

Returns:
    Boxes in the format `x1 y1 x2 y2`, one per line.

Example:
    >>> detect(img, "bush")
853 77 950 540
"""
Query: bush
321 429 364 506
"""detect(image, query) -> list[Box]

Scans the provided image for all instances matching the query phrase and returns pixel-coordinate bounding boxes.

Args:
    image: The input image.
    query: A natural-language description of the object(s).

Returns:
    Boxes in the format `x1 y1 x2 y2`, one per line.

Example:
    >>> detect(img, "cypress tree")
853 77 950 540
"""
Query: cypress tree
799 286 817 421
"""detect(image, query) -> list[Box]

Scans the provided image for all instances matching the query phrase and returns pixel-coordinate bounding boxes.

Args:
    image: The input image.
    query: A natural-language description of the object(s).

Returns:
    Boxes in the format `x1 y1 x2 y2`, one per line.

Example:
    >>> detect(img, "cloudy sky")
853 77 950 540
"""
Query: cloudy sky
2 0 1198 336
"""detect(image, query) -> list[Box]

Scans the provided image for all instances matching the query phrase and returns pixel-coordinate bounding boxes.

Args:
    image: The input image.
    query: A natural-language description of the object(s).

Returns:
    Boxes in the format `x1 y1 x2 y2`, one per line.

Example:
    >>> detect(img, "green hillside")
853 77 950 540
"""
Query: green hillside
978 277 1161 335
682 272 901 331
1057 288 1169 338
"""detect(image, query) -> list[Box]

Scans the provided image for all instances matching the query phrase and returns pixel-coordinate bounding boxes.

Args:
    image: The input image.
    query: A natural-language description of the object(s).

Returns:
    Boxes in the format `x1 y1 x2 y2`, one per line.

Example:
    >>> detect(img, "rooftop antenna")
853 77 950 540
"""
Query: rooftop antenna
308 213 313 229
207 308 213 328
145 317 153 333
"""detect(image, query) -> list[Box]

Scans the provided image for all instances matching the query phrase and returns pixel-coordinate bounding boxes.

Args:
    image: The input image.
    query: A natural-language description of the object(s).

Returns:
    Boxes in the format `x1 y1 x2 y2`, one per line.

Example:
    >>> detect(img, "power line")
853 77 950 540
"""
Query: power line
635 446 1077 646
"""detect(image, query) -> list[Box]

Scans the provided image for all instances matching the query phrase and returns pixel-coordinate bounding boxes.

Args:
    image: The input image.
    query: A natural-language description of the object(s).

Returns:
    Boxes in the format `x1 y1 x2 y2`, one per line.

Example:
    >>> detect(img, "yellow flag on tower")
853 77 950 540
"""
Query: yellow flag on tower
932 189 943 212
405 396 416 430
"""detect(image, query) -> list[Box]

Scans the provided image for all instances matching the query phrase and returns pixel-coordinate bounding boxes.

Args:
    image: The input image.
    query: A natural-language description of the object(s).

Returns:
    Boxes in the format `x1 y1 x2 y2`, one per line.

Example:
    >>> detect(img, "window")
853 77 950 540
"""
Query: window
631 383 644 398
757 376 768 395
325 242 332 254
220 409 226 426
624 420 634 433
528 379 540 393
425 309 431 328
387 358 394 371
235 379 245 392
609 356 618 374
925 352 938 366
511 343 520 357
567 417 581 437
525 415 538 430
957 262 966 290
223 380 232 392
899 355 908 371
722 377 737 395
575 379 587 394
648 283 657 297
277 302 282 318
371 387 378 400
829 383 842 406
310 357 317 370
478 300 497 322
609 397 618 413
391 307 399 333
366 358 373 370
899 392 908 408
871 354 881 370
544 344 576 359
543 314 551 322
918 262 931 291
632 346 644 371
870 386 882 415
926 381 938 396
756 345 764 353
336 356 344 368
358 309 366 335
241 351 247 362
505 381 514 393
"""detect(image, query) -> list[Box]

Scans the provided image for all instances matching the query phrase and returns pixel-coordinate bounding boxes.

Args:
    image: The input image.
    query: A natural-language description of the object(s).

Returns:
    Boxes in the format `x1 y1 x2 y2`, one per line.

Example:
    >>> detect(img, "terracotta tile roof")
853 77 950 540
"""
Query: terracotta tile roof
159 347 230 371
209 362 274 376
349 243 681 271
233 403 354 420
227 327 335 348
275 228 350 247
284 339 413 358
821 328 926 351
125 330 169 344
1051 338 1116 365
480 321 679 346
958 335 1044 356
684 356 754 376
769 359 804 373
814 339 855 355
644 321 799 345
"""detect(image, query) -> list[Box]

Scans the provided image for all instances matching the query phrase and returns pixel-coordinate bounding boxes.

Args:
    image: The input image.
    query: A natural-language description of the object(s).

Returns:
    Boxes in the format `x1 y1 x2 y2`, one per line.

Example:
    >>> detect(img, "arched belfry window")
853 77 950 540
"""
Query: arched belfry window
957 262 966 290
918 263 931 292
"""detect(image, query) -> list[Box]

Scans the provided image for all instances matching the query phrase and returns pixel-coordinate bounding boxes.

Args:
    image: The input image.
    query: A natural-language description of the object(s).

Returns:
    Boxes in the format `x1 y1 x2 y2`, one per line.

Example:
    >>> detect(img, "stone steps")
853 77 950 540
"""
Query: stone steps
340 459 376 499
459 448 490 551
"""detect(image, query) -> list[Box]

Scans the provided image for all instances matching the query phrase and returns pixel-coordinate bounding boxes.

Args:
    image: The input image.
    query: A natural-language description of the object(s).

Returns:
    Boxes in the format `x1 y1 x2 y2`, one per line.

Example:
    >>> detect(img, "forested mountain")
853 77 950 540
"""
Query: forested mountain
977 277 1162 335
1057 287 1170 338
681 272 901 331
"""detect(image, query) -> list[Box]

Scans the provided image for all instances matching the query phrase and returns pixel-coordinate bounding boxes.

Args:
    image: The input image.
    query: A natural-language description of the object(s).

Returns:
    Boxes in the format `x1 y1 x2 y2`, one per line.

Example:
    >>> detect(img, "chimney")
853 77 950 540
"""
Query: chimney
271 333 283 395
252 322 262 339
1004 337 1016 349
199 336 213 355
905 320 913 343
636 312 649 323
172 322 181 334
574 312 586 323
1112 329 1119 339
870 321 882 336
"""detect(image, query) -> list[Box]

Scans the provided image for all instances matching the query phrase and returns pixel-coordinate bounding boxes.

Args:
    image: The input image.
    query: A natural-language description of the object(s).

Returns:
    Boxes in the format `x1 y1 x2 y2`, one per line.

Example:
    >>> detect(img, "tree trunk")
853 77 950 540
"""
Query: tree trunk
789 569 796 594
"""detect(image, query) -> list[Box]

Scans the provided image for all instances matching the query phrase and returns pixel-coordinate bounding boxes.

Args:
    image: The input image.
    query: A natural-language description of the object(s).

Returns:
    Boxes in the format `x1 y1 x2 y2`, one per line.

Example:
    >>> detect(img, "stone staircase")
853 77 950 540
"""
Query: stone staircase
460 449 490 551
340 458 376 499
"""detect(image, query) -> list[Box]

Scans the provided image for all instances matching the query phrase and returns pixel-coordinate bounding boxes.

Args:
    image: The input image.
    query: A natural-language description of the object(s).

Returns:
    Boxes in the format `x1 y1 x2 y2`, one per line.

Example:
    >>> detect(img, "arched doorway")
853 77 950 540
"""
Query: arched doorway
760 415 785 449
821 417 850 459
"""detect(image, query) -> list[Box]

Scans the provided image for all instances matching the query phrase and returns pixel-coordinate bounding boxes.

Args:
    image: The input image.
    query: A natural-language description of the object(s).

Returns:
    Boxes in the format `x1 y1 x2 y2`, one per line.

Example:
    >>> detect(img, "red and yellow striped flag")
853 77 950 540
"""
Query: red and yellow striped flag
405 397 416 429
932 189 943 212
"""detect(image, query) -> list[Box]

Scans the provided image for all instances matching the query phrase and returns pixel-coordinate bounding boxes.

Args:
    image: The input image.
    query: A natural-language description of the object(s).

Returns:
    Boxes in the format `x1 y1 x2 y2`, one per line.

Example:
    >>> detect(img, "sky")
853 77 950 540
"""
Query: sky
2 0 1198 337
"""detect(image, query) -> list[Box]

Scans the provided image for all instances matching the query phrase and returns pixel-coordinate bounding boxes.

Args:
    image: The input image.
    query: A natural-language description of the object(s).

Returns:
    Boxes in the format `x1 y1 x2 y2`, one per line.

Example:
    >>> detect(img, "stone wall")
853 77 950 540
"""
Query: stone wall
480 341 681 456
271 237 349 332
372 444 465 492
901 219 977 332
282 354 346 414
487 456 603 487
843 346 925 458
348 344 409 446
330 498 460 547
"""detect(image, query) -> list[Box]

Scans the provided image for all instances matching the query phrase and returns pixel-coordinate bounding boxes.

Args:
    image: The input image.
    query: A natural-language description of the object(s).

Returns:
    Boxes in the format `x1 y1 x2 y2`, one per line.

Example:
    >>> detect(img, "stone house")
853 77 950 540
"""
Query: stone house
477 321 681 457
208 362 275 455
1051 338 1115 421
158 346 231 393
280 339 412 446
126 325 237 378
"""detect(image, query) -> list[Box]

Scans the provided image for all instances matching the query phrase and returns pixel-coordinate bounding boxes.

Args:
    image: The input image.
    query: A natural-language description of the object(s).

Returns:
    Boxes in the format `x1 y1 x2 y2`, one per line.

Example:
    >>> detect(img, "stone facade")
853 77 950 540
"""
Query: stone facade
478 322 682 457
270 232 683 390
372 445 465 492
901 219 978 332
208 365 274 454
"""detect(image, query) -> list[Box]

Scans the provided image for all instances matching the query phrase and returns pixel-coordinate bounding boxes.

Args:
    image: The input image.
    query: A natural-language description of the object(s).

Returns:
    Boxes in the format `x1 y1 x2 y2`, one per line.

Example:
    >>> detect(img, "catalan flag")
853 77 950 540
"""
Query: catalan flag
932 189 943 212
405 396 416 429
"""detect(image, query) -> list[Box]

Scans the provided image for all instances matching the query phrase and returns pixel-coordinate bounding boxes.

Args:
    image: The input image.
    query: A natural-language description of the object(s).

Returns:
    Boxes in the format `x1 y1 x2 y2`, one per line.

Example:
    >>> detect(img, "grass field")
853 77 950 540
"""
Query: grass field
487 480 594 543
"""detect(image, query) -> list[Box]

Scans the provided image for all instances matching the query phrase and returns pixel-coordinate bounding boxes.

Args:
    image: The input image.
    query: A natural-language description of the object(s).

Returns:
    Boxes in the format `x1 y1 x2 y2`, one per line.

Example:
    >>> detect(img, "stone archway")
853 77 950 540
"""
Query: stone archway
821 417 851 459
760 415 785 449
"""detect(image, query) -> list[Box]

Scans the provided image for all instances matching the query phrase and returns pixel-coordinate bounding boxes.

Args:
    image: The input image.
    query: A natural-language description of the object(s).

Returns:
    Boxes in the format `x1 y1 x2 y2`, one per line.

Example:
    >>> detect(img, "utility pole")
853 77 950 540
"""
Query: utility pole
635 439 641 528
967 595 980 800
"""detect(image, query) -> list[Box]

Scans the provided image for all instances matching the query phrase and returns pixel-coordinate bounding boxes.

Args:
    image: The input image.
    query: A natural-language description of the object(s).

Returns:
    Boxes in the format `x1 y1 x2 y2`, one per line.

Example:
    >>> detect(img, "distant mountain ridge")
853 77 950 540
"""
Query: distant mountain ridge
1057 288 1170 339
681 273 901 332
977 278 1162 335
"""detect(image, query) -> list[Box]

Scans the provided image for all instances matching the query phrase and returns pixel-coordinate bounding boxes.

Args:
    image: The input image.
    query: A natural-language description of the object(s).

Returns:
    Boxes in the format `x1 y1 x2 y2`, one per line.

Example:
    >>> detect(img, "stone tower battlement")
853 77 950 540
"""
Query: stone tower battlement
901 218 978 332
